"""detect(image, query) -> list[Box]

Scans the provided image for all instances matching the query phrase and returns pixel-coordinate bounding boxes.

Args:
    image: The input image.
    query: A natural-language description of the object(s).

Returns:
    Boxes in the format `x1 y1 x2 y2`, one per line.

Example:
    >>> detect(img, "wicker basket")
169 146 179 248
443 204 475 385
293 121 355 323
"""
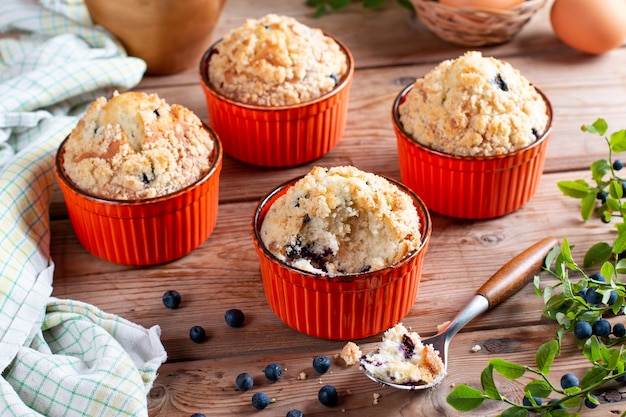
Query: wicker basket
410 0 547 46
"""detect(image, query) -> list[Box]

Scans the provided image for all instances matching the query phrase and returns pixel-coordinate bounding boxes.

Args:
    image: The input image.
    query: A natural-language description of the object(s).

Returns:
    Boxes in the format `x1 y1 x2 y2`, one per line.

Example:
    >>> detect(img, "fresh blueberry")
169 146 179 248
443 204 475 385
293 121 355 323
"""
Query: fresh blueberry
589 272 607 283
224 308 245 328
189 325 206 343
318 385 338 407
560 373 579 389
286 410 304 417
574 321 593 339
162 290 181 309
601 212 611 223
575 287 588 298
235 373 254 391
548 399 565 410
614 323 626 338
522 396 542 407
584 394 599 409
312 355 332 374
597 192 608 203
264 363 283 381
593 319 612 337
191 414 206 417
614 160 624 171
585 287 603 305
251 392 271 410
608 291 618 305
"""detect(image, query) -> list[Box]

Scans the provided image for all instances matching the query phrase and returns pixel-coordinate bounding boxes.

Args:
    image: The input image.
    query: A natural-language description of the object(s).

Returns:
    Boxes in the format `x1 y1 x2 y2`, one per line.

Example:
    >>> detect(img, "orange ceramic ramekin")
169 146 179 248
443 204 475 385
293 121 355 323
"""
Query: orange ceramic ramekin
54 127 223 266
393 83 553 219
199 35 354 168
251 175 431 341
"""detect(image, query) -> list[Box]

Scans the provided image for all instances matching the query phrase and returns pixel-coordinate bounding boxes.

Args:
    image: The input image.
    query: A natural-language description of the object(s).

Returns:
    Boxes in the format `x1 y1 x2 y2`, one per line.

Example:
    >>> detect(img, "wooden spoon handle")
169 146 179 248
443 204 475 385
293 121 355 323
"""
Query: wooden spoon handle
476 236 559 308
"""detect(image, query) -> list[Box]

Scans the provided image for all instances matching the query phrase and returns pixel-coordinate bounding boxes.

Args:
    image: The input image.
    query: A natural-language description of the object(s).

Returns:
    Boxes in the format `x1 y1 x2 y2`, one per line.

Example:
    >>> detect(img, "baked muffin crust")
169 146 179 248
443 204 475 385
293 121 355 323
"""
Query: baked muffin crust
62 91 215 200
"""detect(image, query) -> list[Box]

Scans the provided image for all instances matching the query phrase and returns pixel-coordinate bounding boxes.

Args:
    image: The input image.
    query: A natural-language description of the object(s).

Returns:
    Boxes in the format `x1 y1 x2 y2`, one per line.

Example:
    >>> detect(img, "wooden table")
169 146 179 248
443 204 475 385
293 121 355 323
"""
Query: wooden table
48 1 626 415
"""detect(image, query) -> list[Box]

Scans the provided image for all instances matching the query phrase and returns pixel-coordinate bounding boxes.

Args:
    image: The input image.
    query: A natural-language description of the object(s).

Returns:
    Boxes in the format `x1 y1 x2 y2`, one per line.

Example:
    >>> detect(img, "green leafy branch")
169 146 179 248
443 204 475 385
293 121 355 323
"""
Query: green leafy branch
305 0 414 17
446 120 626 416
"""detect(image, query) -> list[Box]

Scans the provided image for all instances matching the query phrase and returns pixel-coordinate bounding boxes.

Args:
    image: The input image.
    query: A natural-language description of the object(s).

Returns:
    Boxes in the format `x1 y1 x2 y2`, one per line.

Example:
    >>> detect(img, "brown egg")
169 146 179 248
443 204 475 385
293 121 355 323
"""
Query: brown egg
550 0 626 55
439 0 524 9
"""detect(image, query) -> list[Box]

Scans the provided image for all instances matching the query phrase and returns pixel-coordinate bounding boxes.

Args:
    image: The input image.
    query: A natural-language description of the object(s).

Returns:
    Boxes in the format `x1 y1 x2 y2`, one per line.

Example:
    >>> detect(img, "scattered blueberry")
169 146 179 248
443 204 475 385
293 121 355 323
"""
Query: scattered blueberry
312 355 332 374
522 396 542 407
560 373 579 389
318 385 338 407
574 321 593 339
584 287 603 305
614 160 624 171
608 291 618 305
593 319 612 337
251 392 271 410
162 290 181 309
613 323 626 338
264 363 283 381
286 410 304 417
224 308 245 328
235 373 254 391
189 325 206 343
584 394 599 409
191 414 206 417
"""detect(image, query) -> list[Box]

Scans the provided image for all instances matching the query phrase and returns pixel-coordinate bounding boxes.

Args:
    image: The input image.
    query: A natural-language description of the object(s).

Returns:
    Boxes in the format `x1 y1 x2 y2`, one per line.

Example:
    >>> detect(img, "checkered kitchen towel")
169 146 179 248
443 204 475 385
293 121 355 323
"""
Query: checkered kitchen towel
0 1 167 416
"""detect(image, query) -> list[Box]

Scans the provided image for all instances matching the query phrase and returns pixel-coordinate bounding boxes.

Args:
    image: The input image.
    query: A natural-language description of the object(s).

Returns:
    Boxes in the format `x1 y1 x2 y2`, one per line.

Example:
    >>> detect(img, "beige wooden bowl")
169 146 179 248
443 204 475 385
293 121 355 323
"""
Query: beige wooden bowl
85 0 227 75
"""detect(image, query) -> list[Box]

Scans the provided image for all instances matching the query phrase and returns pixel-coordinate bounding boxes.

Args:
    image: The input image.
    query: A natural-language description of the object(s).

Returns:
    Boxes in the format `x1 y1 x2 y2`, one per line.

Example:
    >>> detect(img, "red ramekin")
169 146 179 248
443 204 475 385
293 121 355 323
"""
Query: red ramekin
199 35 354 168
54 126 223 266
393 83 553 219
251 175 431 340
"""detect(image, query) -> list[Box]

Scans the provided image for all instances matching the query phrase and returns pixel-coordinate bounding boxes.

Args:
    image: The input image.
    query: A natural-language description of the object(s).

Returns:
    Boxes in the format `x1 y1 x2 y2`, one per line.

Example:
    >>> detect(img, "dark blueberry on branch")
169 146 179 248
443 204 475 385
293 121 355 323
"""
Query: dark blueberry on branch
191 414 206 417
584 287 603 305
589 272 607 282
584 394 599 409
522 396 542 407
592 319 612 337
614 159 624 170
574 321 593 339
608 290 618 305
597 191 608 203
560 373 579 389
613 323 626 338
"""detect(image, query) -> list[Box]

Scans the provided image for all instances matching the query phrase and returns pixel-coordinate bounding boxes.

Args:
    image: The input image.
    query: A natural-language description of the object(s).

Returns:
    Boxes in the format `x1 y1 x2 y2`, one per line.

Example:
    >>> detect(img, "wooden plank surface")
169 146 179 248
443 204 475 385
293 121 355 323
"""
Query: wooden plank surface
47 0 626 415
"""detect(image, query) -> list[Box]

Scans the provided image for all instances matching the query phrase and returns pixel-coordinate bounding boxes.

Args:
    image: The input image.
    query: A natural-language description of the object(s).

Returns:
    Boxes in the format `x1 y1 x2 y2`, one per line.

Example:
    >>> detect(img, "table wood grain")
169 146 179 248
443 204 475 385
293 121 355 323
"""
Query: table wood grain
48 0 626 415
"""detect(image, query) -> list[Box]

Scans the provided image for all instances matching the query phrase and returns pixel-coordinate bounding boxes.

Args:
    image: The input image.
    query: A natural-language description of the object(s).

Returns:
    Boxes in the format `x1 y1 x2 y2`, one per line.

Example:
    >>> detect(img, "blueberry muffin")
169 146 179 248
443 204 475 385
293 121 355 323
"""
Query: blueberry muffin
208 13 348 106
259 166 421 275
62 91 215 200
399 51 549 157
360 323 444 385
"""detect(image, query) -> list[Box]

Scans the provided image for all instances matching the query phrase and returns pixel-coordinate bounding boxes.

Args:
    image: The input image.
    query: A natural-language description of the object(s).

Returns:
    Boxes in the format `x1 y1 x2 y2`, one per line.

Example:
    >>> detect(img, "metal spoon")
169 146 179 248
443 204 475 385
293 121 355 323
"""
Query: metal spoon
360 236 559 390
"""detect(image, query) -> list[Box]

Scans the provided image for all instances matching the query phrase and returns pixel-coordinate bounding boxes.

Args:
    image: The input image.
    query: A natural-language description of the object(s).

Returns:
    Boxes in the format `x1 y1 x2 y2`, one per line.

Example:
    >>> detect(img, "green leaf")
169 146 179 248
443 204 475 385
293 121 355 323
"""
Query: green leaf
329 0 350 9
500 406 529 417
536 340 559 374
607 196 622 211
582 118 608 136
584 242 613 268
614 233 626 257
557 180 591 199
446 384 485 411
581 191 597 221
600 261 615 282
610 129 626 152
610 180 624 199
550 409 573 417
490 358 525 379
480 364 501 400
581 364 610 388
525 379 553 398
590 159 611 183
561 395 583 408
362 0 385 8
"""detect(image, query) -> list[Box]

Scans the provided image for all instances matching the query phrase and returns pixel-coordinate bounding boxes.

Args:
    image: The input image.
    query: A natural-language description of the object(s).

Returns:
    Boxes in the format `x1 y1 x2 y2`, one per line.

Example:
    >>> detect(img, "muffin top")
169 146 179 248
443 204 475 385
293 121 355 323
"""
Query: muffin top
208 14 348 106
398 51 549 157
360 323 444 385
259 166 422 276
62 91 215 200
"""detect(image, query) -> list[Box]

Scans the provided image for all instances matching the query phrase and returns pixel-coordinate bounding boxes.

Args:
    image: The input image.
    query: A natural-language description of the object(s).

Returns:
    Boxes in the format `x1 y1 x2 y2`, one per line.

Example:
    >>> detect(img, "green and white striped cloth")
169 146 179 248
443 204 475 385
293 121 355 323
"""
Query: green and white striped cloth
0 1 167 416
